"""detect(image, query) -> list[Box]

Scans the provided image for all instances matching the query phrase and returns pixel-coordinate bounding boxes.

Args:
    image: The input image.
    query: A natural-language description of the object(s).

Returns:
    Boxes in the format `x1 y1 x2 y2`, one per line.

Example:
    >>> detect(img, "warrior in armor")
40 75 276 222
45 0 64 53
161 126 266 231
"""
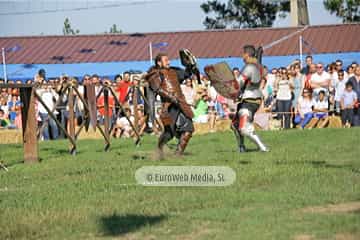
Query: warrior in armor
231 45 269 152
144 51 199 158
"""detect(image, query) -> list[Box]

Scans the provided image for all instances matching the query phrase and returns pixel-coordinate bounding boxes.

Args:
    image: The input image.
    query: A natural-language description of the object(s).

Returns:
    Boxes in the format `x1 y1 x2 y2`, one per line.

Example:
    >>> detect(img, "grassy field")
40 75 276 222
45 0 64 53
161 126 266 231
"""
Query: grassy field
0 128 360 240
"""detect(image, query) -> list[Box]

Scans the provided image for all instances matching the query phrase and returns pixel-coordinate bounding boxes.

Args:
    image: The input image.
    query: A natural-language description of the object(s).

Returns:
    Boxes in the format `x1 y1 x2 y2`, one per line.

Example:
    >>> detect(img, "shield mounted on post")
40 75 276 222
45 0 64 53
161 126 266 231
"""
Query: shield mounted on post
204 62 240 100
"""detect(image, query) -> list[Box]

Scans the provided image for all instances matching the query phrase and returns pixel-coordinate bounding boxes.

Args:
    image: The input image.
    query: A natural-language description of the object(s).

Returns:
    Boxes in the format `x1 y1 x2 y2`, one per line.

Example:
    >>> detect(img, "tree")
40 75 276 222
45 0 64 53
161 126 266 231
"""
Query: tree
63 18 80 35
200 0 290 29
323 0 360 23
109 24 122 34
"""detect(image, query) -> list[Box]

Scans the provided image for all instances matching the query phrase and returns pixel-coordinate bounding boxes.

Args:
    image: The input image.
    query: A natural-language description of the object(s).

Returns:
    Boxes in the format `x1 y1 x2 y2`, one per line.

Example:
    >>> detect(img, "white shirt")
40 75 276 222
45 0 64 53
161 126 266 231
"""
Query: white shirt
0 104 9 115
266 74 276 90
314 99 328 110
276 79 292 100
333 71 349 83
298 96 314 115
335 80 346 101
311 72 330 96
36 89 59 114
117 116 134 129
311 71 330 89
180 85 195 105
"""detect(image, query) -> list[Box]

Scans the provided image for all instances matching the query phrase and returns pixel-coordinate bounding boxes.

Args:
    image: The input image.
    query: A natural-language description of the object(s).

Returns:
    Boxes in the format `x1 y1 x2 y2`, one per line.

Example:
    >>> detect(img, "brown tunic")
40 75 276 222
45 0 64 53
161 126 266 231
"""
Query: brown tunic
145 67 194 126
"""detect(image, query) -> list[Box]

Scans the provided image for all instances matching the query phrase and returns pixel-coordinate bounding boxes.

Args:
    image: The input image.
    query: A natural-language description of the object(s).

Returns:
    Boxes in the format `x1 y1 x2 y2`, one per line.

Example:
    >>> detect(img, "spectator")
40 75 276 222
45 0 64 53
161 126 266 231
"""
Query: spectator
301 63 316 93
301 55 313 75
232 67 240 79
91 74 101 96
55 76 69 139
274 68 293 129
7 95 21 124
115 107 135 138
264 68 277 101
294 88 314 129
114 74 122 84
0 109 10 129
333 59 349 82
310 62 331 99
346 66 360 125
290 63 303 109
340 81 358 127
117 72 132 104
37 84 59 140
312 90 329 128
328 62 337 86
136 105 147 136
0 96 9 118
222 103 231 119
193 87 209 123
181 78 195 107
34 69 46 83
347 65 355 78
128 75 144 105
153 106 164 135
208 85 226 119
97 79 115 125
334 70 347 115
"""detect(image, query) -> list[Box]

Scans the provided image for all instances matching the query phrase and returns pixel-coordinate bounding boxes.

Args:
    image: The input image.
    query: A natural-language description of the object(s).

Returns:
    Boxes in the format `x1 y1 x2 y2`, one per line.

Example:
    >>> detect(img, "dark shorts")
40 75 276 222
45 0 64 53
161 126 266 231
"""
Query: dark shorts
237 101 260 121
232 101 260 128
167 105 194 138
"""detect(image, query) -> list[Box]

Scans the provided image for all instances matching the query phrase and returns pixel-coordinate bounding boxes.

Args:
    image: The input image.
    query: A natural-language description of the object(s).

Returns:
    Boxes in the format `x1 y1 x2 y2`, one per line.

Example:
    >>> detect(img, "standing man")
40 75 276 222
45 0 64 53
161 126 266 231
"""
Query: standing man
145 52 197 158
231 45 268 152
347 65 360 125
117 72 132 104
301 55 313 75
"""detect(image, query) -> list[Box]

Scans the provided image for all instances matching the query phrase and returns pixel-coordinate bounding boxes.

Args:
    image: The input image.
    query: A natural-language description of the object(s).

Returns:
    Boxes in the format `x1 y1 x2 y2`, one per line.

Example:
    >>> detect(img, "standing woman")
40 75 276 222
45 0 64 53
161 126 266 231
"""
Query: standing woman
291 64 303 109
291 64 303 126
274 68 294 129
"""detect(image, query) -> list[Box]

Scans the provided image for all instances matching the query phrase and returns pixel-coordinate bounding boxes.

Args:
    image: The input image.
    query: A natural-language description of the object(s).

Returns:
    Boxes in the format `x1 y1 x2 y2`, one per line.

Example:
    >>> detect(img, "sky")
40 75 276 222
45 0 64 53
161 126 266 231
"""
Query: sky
0 0 343 37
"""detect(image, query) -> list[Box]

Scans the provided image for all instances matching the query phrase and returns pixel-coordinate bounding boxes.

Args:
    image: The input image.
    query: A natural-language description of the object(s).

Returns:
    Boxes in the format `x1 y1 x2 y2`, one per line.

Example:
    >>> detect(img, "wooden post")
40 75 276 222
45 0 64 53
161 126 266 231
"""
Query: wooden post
20 87 38 163
103 87 110 151
133 85 139 133
68 85 76 154
86 84 97 131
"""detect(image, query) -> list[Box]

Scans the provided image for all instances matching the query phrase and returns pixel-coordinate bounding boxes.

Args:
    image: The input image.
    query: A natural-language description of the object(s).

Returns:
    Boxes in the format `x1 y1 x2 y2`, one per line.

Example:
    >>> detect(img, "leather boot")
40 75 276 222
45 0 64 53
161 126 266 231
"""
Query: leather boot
175 132 192 156
157 131 172 160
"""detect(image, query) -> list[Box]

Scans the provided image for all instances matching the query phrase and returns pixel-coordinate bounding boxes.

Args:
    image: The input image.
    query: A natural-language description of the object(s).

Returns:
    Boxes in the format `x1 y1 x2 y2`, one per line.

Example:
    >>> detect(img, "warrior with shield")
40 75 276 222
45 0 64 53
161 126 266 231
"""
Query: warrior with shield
205 45 269 152
144 50 200 158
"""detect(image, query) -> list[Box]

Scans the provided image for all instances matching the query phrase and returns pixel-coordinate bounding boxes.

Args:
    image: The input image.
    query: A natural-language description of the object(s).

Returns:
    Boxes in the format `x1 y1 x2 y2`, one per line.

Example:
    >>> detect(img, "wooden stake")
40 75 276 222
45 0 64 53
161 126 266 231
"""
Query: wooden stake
20 87 38 163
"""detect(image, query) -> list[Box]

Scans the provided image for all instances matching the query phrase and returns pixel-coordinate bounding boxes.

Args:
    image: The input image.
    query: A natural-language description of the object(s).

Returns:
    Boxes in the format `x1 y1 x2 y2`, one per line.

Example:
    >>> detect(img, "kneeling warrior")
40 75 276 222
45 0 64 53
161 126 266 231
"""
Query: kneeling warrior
231 45 269 152
144 50 200 158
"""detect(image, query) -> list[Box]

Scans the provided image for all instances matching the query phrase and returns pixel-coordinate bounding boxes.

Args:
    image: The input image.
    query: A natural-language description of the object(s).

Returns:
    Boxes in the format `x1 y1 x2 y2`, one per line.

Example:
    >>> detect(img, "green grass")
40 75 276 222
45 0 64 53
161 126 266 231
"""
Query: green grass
1 128 360 240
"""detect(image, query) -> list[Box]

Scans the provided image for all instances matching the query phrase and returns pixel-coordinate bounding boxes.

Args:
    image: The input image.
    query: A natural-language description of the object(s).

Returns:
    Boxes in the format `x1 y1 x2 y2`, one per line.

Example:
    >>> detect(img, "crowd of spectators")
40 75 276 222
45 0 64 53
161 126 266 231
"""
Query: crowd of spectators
0 56 359 141
264 57 360 129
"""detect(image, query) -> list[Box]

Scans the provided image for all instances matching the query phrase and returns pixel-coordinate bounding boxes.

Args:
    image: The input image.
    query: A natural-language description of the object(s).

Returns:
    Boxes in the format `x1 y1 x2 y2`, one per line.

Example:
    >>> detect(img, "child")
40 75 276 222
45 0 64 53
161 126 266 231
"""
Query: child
312 90 329 128
340 82 358 127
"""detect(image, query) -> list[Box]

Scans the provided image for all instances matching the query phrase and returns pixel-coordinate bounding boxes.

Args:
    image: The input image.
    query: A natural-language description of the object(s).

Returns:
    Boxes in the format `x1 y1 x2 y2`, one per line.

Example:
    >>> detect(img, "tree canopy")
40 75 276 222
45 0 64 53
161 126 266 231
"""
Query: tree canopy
200 0 290 29
63 18 80 35
323 0 360 23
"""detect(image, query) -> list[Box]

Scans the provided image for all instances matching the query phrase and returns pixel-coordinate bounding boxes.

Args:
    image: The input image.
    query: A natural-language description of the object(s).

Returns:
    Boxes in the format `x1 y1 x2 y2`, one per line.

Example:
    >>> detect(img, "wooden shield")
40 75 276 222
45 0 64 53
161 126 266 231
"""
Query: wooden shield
204 62 240 100
86 85 97 131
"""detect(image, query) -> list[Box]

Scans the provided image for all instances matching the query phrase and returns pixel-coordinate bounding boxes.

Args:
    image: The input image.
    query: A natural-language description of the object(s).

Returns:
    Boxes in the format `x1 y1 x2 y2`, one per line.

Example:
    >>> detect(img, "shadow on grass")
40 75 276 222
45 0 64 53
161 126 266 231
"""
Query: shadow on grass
99 214 166 236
